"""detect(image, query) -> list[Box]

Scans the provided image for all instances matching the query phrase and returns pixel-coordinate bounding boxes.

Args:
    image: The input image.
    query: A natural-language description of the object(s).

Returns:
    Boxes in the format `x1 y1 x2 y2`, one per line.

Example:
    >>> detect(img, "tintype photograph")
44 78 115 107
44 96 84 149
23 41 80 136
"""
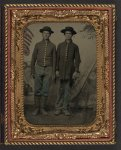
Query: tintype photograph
24 22 96 125
4 4 115 144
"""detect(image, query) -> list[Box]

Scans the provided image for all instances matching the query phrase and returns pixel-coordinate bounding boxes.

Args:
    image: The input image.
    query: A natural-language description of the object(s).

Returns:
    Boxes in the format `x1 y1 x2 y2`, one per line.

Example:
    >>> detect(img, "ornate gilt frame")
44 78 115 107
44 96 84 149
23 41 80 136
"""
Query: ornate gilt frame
4 4 115 145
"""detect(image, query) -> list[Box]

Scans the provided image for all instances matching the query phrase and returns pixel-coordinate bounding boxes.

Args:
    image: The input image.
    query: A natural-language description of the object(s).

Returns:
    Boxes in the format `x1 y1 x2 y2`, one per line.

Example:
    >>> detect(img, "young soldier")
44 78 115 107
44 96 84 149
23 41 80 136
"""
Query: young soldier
55 27 81 116
31 26 56 115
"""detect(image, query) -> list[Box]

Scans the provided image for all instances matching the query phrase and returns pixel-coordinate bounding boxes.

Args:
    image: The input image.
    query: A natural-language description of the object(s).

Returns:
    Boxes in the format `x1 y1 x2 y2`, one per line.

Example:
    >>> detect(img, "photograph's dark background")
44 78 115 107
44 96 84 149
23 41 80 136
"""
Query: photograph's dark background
0 0 120 149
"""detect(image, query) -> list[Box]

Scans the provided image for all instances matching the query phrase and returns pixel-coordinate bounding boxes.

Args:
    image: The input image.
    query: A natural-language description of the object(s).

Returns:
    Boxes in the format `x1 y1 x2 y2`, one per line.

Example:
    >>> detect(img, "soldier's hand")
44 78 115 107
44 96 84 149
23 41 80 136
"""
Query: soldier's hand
31 73 35 79
56 71 60 78
73 72 80 80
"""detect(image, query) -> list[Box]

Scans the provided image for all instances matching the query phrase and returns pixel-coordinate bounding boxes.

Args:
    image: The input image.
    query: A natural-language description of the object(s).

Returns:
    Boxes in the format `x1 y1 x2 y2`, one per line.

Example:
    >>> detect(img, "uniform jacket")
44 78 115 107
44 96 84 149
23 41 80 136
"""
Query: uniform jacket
56 40 81 80
31 39 56 75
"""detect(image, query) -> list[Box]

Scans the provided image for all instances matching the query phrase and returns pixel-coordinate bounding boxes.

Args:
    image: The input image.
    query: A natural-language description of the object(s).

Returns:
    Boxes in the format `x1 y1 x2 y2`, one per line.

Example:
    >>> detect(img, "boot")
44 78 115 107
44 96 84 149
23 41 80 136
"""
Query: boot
62 102 71 116
40 96 48 115
32 96 40 116
54 109 61 115
62 109 71 116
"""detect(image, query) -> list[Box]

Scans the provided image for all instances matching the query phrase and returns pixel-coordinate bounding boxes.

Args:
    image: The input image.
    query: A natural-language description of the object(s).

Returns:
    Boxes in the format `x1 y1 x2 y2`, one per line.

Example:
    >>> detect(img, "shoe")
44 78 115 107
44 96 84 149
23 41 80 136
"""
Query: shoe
54 109 61 115
40 96 48 115
32 108 39 116
63 109 71 116
41 108 48 115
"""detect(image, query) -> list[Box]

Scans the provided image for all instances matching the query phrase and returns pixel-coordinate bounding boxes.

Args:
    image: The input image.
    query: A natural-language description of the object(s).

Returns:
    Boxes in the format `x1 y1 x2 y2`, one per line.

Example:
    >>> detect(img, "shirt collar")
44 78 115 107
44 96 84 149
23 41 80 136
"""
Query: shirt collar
65 39 72 44
42 39 50 44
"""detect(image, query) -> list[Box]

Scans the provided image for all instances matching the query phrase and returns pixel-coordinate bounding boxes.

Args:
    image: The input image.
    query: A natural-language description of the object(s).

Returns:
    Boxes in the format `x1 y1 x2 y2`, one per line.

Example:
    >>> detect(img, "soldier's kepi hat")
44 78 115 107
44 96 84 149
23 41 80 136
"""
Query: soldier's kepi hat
61 26 77 35
39 26 54 34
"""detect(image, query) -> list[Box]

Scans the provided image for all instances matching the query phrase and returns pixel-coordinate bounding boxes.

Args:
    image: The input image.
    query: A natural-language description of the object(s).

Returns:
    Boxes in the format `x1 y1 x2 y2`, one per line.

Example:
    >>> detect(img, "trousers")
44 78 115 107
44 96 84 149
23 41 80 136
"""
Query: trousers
34 64 52 97
55 80 71 110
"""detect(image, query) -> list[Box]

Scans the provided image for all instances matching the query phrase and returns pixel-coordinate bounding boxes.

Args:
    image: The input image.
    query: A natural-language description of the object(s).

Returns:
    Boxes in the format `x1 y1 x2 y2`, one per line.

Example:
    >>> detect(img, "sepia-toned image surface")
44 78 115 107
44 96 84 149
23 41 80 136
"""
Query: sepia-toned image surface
23 22 96 125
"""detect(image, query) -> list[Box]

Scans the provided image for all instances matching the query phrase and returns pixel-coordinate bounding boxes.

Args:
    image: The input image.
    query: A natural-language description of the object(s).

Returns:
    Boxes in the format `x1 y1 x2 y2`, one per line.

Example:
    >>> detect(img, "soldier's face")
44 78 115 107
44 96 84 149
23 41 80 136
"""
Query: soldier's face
64 31 73 40
42 31 51 40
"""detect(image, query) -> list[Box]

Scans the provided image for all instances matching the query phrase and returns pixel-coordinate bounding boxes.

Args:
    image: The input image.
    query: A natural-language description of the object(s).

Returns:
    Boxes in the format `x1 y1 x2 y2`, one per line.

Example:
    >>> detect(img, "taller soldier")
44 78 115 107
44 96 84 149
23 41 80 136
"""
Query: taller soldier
31 26 56 115
55 27 81 116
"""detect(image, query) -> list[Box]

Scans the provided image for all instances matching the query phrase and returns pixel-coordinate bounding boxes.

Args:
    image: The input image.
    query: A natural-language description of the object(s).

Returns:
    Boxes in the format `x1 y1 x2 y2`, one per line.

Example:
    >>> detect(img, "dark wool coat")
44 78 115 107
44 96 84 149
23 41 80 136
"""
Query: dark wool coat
31 39 56 75
56 40 81 80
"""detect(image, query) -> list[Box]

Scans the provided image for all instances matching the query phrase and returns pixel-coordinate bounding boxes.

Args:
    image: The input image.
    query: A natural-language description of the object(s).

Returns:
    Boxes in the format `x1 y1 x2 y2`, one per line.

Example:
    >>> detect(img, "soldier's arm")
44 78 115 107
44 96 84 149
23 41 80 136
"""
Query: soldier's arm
56 44 60 71
52 45 56 78
75 45 81 73
31 43 38 76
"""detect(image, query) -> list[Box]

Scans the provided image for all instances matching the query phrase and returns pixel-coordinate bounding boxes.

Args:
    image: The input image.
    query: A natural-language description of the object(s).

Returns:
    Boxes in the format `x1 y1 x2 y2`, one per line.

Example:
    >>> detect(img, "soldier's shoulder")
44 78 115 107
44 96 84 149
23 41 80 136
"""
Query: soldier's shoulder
50 41 56 47
72 42 78 47
72 42 79 49
35 41 42 46
57 41 65 47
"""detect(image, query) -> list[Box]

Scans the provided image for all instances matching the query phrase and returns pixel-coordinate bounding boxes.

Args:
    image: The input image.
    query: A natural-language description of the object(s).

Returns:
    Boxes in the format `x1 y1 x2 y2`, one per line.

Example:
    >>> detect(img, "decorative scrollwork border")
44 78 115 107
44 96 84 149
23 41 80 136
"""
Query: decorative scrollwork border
4 4 115 145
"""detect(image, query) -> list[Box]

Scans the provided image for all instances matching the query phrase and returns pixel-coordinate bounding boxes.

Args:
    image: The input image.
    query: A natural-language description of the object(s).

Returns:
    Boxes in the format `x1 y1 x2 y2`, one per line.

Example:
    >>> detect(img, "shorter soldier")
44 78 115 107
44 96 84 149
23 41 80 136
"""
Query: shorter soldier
31 26 56 115
55 27 81 116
